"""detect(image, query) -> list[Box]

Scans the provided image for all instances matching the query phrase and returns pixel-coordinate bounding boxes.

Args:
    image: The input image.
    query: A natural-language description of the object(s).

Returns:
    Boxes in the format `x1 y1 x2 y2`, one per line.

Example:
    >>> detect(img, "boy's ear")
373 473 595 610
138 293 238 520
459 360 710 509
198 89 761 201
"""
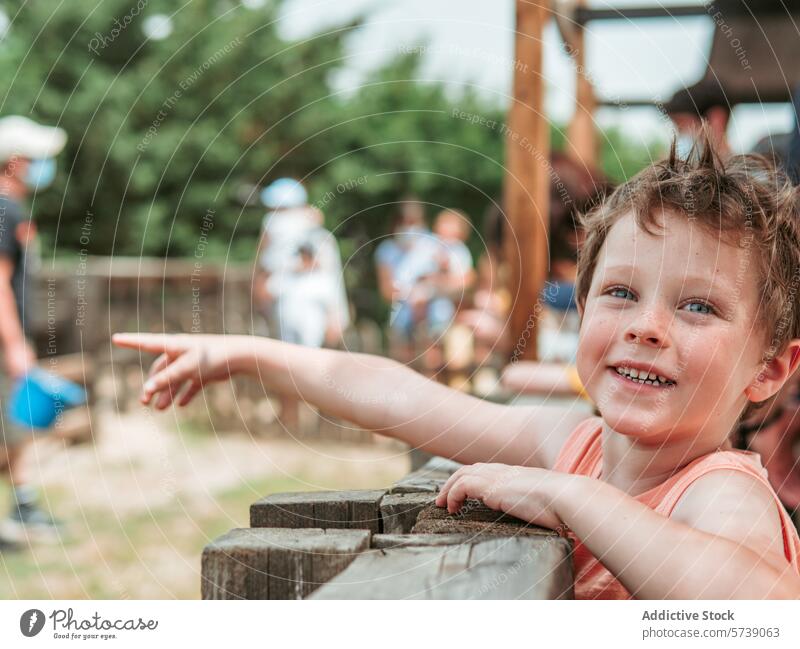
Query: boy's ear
747 339 800 403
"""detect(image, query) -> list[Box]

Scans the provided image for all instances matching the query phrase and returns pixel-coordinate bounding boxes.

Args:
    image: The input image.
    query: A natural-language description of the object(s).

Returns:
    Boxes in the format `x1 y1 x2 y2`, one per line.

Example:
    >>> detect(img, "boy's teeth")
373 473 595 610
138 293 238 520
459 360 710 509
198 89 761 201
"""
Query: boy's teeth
615 366 674 386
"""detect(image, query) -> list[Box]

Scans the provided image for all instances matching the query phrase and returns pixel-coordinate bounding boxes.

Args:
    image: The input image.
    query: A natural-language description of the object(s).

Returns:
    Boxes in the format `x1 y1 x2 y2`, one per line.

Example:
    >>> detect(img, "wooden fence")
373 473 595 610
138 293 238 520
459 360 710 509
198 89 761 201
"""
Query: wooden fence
202 457 574 599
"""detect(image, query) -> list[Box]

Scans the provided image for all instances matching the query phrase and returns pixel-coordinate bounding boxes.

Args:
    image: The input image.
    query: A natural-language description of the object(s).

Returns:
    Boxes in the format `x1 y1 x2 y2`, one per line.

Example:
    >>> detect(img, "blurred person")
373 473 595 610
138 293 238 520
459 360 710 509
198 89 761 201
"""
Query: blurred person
392 208 475 342
737 88 800 511
0 116 67 550
665 79 732 158
453 204 511 363
740 381 800 511
253 177 317 316
374 198 430 362
786 85 800 185
253 178 349 429
265 242 347 348
374 197 428 304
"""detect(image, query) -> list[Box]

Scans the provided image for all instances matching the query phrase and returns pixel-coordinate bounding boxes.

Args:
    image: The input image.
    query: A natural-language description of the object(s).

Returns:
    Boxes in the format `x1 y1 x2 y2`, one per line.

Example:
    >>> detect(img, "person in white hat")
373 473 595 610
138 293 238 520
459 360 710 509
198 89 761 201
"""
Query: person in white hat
0 116 67 551
252 178 351 430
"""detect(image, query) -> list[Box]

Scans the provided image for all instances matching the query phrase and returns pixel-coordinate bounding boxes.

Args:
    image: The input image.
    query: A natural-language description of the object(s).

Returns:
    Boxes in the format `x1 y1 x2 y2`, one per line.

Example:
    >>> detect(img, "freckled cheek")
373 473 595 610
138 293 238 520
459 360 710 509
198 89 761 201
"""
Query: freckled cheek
676 338 734 394
577 315 617 384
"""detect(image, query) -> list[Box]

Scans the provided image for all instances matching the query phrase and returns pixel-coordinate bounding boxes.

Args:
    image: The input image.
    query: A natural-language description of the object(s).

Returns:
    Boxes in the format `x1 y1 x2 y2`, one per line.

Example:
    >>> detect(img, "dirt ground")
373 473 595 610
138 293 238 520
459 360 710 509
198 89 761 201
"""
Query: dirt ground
0 406 409 599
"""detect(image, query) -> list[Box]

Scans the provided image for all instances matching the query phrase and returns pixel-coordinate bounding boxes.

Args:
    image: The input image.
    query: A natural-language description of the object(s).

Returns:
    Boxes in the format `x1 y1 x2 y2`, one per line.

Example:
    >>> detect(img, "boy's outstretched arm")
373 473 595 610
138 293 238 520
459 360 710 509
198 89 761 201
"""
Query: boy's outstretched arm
112 333 588 468
437 464 800 599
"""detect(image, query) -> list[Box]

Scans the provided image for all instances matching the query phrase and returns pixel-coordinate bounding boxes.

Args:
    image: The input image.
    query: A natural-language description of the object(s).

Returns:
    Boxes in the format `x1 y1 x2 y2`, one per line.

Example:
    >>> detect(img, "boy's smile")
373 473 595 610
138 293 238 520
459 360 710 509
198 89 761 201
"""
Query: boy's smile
576 209 764 446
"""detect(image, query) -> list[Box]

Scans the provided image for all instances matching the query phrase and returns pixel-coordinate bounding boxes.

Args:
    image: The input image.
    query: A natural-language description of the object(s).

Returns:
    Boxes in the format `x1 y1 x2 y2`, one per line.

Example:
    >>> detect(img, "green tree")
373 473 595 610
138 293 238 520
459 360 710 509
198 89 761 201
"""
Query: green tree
0 0 360 260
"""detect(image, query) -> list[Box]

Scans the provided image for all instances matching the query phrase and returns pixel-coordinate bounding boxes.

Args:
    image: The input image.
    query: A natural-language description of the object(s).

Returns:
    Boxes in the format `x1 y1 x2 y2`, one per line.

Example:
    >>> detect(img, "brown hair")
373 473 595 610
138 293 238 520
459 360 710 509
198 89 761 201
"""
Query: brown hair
575 127 800 370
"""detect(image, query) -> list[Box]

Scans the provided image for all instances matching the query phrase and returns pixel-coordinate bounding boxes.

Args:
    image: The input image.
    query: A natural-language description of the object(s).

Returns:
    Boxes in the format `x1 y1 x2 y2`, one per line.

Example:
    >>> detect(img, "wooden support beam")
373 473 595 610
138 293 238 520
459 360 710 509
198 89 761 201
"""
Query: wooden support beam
503 0 551 361
562 0 598 170
572 2 797 24
201 528 370 599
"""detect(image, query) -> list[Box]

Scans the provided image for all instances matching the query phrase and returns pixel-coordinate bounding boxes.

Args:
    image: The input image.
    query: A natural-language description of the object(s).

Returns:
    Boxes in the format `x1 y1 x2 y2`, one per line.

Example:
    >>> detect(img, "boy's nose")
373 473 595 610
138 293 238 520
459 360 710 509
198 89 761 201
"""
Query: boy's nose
624 308 670 348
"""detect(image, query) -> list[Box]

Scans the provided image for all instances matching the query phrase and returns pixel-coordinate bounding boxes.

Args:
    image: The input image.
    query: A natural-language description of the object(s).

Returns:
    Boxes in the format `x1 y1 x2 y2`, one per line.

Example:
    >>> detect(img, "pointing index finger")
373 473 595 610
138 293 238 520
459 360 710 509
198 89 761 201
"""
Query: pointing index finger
112 333 175 353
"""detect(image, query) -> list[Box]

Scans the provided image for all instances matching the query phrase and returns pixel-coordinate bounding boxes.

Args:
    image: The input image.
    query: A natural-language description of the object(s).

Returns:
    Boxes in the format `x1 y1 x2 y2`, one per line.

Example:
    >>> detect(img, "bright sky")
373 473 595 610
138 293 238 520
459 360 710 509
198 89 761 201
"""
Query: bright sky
279 0 796 152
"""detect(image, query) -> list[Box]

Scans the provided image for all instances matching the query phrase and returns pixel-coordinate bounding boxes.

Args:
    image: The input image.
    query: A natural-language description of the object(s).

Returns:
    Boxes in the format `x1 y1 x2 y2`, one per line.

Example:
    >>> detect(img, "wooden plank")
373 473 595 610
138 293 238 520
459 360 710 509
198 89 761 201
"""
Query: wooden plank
201 528 370 600
379 492 436 534
372 534 473 549
311 535 573 599
412 500 556 538
250 489 387 533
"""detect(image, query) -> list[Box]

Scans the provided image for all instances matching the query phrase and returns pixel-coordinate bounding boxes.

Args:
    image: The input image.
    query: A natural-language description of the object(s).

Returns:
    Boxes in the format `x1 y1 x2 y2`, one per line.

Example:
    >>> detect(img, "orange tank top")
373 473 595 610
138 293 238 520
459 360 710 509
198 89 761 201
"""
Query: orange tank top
553 417 800 599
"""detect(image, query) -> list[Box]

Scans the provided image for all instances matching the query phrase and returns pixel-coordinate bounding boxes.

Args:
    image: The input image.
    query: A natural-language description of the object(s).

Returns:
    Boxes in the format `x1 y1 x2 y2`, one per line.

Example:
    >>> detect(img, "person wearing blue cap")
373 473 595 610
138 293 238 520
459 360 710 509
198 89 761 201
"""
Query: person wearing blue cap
0 116 66 551
252 178 350 429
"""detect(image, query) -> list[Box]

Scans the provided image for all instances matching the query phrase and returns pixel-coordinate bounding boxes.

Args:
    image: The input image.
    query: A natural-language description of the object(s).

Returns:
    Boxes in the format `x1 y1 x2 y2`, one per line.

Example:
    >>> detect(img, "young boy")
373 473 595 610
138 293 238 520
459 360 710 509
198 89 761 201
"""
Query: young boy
114 133 800 599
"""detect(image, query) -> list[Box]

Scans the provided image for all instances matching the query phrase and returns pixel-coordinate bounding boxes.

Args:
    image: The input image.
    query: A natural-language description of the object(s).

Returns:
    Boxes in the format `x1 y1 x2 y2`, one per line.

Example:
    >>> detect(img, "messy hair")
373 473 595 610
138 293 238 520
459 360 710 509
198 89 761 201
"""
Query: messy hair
575 127 800 409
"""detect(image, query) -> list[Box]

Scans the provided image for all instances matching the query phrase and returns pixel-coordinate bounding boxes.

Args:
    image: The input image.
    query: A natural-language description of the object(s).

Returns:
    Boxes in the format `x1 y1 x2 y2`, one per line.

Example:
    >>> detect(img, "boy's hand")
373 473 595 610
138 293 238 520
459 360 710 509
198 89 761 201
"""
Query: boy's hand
5 340 37 379
435 463 566 532
112 333 255 410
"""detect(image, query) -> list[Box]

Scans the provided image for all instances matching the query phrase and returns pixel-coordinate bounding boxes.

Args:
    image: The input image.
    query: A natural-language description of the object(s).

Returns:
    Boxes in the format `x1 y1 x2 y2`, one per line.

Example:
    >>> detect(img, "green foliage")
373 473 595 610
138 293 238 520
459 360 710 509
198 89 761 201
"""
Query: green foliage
1 0 360 260
0 0 656 319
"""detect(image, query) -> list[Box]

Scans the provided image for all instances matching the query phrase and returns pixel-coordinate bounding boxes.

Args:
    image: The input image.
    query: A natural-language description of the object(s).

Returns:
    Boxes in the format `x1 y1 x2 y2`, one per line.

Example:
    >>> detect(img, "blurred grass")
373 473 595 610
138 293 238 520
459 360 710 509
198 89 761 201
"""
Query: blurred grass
0 469 395 599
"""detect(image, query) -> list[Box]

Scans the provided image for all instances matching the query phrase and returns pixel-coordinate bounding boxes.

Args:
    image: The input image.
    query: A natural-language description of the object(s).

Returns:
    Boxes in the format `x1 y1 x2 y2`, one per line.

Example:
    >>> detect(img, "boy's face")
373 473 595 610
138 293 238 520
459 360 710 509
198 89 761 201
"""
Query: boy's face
577 210 764 445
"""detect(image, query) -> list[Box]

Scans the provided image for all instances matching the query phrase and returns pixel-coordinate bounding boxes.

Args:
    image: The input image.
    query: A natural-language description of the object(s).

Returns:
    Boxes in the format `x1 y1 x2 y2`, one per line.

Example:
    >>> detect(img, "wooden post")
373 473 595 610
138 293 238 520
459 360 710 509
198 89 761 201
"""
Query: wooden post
564 0 598 169
503 0 551 361
201 528 371 599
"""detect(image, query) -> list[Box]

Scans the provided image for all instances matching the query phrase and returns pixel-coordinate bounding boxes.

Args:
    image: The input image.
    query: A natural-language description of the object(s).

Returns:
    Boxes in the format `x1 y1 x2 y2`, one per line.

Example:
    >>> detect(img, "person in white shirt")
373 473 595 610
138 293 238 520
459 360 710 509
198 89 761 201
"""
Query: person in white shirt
252 178 350 428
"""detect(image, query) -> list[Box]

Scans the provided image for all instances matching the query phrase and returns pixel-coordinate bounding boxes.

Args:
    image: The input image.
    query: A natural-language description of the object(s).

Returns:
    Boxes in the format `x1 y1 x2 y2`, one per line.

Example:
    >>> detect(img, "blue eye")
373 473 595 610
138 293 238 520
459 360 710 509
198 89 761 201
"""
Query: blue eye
608 287 635 300
683 301 712 315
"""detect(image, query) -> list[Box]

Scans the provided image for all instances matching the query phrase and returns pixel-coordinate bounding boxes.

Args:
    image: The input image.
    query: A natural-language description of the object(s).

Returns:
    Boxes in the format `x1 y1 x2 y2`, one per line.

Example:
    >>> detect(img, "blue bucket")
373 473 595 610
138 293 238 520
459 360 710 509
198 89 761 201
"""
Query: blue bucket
7 368 87 429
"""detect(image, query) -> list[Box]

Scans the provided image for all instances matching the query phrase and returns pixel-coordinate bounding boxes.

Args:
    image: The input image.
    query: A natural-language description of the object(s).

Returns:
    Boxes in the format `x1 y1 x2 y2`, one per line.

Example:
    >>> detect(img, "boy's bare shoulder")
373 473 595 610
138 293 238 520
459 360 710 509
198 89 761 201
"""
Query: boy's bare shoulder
671 469 789 570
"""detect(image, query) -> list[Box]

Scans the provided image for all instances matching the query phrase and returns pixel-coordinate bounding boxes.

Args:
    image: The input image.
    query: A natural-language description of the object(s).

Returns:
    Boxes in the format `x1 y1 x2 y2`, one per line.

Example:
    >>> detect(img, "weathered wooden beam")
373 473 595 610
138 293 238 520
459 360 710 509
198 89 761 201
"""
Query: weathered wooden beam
379 492 436 534
573 3 749 24
311 535 573 599
201 528 370 600
564 0 598 171
250 489 387 533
